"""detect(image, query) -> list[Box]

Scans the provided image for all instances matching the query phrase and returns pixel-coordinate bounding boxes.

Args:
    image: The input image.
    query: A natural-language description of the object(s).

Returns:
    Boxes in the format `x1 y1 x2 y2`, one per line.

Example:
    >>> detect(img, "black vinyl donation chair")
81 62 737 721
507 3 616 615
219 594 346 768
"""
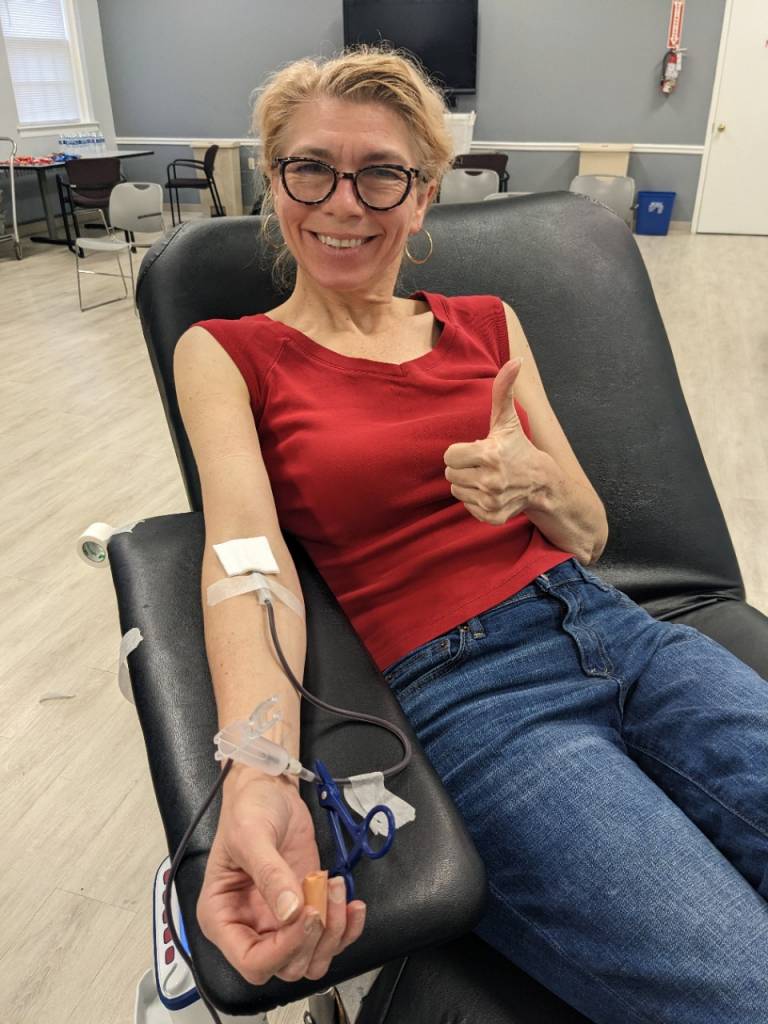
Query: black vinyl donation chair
165 143 225 225
109 194 768 1023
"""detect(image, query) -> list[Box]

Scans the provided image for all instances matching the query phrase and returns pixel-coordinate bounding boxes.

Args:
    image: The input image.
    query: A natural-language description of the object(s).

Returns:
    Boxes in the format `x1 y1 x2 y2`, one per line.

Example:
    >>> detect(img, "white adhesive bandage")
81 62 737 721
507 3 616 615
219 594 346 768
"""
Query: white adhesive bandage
209 536 304 620
213 536 279 577
343 772 416 836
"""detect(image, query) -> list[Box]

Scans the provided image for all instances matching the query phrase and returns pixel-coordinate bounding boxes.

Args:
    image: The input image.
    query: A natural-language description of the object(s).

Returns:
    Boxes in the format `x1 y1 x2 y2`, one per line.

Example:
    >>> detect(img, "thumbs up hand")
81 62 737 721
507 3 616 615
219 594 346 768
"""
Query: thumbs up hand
443 358 542 526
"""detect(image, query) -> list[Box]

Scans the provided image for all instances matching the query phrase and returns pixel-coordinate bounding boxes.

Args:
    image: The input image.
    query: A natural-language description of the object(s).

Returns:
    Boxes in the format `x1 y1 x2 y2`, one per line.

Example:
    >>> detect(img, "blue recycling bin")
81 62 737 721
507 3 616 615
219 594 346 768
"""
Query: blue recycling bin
635 191 676 235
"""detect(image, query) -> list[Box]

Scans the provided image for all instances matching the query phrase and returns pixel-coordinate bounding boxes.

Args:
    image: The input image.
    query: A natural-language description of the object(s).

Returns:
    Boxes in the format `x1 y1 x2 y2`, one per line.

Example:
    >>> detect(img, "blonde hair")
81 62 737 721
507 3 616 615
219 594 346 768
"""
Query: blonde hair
253 45 455 289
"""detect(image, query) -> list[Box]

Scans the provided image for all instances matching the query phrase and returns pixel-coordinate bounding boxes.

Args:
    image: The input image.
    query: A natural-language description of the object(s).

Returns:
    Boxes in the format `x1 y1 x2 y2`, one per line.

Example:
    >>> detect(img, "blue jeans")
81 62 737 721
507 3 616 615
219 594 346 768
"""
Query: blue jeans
383 557 768 1024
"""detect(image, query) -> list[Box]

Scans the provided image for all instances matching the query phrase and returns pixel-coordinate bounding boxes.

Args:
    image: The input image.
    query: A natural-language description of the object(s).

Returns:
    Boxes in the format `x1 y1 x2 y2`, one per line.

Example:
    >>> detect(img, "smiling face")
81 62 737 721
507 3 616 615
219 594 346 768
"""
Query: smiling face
270 97 436 297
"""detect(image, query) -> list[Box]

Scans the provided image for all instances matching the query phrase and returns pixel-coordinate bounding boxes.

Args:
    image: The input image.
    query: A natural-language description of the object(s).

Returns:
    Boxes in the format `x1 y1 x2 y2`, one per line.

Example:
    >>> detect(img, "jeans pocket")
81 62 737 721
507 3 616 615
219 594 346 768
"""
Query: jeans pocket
383 626 468 697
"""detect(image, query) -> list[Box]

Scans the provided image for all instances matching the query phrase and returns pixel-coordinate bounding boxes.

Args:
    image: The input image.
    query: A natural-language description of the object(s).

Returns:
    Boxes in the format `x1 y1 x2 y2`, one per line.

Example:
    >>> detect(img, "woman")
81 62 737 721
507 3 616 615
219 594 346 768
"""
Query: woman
174 47 768 1023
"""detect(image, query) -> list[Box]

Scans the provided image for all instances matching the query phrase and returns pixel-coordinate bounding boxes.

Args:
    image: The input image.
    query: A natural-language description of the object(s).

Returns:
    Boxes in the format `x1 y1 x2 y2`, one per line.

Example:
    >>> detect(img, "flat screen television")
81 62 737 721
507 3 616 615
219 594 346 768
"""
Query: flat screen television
343 0 478 96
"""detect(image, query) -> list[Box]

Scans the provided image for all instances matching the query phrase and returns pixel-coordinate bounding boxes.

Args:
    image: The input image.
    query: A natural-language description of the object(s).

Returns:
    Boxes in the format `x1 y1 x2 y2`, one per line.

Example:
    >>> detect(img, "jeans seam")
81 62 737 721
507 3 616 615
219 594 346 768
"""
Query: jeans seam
626 740 768 840
485 879 659 1024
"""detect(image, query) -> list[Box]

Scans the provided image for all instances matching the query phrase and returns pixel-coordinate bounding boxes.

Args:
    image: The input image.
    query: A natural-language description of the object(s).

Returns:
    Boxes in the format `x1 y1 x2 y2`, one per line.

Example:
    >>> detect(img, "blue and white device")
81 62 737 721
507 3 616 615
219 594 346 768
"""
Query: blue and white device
152 857 200 1013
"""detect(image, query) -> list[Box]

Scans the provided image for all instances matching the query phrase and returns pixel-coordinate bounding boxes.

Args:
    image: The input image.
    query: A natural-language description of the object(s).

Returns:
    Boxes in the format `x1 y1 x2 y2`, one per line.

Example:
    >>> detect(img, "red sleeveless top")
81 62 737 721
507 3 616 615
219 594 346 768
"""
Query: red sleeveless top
196 292 573 670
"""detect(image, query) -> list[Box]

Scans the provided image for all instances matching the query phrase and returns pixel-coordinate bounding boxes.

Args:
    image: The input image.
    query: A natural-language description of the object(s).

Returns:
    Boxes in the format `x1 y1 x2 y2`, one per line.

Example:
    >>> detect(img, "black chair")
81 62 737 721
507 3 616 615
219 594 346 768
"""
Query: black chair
109 194 768 1023
165 143 225 225
453 152 510 192
56 155 122 247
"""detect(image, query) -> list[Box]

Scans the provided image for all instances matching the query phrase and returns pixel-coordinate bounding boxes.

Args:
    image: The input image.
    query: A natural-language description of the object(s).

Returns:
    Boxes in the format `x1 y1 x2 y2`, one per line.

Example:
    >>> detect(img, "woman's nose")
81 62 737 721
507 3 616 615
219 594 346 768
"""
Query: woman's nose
325 174 364 214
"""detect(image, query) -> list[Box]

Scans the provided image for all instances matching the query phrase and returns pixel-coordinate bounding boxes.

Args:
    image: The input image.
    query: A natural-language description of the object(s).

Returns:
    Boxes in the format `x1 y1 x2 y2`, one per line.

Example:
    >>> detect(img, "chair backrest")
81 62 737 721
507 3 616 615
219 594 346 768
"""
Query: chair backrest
439 168 500 204
65 156 121 198
134 194 744 613
109 181 164 234
569 174 636 225
203 144 219 177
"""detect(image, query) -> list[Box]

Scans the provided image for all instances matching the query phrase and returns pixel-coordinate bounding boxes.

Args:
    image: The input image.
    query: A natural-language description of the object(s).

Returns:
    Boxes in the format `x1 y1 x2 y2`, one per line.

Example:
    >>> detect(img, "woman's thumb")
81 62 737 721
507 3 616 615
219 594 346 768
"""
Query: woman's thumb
247 835 303 922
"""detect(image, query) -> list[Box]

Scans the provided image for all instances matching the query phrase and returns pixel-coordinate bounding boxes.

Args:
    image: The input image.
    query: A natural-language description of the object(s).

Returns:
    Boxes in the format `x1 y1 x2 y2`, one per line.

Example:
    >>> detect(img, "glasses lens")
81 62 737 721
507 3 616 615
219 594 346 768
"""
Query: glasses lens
356 166 410 209
283 160 335 202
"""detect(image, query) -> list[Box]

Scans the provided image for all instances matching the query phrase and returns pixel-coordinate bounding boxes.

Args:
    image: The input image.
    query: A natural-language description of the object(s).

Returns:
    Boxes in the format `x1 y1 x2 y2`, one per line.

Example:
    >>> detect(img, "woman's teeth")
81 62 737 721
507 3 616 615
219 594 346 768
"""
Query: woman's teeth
316 234 367 248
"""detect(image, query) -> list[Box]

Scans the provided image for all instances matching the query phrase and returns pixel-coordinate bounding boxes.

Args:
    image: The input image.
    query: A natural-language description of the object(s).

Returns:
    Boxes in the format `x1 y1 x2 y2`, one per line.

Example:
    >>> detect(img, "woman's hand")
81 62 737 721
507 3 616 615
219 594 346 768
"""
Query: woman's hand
443 358 545 526
197 765 367 984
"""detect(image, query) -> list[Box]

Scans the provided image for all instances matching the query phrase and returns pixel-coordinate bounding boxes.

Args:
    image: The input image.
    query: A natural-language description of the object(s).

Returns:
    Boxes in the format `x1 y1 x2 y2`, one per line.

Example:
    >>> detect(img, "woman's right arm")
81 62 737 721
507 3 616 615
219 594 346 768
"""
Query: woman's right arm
174 326 366 984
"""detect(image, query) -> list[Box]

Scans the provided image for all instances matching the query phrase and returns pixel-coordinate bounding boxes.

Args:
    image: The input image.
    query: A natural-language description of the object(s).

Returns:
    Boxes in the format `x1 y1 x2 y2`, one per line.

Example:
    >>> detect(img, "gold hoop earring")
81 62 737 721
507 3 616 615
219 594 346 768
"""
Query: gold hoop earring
405 228 433 265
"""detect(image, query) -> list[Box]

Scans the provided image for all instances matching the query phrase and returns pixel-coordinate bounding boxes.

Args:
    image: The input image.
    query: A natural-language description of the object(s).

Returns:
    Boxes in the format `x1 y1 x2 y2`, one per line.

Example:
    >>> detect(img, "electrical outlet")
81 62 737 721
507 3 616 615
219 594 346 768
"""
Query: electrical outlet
248 157 256 170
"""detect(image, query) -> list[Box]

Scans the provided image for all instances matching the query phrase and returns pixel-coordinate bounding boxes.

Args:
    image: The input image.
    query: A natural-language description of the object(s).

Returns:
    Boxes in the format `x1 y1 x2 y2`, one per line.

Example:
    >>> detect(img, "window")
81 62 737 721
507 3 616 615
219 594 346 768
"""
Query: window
0 0 89 128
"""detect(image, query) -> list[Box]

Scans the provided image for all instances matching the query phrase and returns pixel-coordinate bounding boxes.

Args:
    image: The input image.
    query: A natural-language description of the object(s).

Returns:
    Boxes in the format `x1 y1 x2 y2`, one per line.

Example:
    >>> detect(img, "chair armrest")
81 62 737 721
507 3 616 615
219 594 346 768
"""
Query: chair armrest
108 512 486 1016
168 159 206 173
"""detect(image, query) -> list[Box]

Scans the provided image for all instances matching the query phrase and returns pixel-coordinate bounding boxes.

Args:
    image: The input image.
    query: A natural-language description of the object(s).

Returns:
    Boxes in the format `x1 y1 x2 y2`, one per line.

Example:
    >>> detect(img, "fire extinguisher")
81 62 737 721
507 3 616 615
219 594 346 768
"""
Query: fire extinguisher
661 48 683 94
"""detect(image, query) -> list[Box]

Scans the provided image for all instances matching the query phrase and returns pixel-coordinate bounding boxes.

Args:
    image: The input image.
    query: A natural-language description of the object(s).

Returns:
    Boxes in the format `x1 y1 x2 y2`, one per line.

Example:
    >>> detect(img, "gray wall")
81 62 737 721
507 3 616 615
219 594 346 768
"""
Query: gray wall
466 0 723 144
97 0 725 221
99 0 342 138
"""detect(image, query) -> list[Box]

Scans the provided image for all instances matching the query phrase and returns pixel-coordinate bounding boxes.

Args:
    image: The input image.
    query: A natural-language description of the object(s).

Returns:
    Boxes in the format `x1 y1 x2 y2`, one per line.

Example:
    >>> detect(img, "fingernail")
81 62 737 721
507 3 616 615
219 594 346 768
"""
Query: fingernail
276 890 299 921
304 911 320 933
329 878 346 903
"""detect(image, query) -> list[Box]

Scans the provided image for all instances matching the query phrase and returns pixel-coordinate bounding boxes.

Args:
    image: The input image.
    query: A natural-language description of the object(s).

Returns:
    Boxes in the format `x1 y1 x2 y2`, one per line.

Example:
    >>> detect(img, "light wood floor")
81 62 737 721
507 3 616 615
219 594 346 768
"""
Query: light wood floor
0 223 766 1024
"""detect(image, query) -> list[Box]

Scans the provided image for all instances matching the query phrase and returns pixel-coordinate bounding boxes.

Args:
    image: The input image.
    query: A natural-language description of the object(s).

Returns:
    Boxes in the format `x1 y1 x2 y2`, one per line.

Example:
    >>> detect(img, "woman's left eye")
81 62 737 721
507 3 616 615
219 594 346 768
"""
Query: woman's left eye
368 167 401 181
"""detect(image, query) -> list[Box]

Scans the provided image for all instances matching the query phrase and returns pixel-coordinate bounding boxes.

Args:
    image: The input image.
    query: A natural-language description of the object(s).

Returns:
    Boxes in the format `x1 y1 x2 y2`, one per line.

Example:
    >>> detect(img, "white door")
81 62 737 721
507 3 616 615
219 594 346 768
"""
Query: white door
694 0 768 235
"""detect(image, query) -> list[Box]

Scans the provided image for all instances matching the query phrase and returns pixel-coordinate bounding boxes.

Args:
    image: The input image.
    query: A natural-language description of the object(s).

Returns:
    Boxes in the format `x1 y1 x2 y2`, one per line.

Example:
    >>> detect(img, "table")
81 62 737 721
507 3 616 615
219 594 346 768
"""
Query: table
25 149 154 245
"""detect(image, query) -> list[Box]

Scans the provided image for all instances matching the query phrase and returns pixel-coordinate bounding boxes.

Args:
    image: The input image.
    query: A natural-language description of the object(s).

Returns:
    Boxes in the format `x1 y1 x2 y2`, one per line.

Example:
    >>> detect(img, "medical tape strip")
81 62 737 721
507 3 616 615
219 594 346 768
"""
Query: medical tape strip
118 627 143 704
206 572 305 621
343 772 416 836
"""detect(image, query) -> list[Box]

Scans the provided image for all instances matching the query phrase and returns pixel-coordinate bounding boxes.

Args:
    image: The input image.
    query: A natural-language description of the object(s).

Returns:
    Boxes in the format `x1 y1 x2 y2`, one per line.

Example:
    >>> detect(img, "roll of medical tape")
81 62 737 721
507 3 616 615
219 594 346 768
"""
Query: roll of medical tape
76 522 116 568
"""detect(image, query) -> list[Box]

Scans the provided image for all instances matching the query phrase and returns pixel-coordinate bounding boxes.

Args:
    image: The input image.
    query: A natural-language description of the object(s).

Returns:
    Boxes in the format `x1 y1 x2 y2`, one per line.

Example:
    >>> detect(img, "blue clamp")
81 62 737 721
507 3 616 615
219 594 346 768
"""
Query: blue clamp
314 759 396 901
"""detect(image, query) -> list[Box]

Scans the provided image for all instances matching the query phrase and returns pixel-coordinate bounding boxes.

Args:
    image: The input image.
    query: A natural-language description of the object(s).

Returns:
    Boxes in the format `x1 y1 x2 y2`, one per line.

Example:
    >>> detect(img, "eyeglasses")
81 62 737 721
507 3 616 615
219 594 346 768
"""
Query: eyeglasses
272 156 424 211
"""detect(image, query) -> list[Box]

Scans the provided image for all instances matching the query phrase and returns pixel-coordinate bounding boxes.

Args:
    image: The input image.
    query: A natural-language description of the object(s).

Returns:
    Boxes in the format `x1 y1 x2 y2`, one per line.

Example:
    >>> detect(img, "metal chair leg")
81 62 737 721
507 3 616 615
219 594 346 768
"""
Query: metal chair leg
209 178 225 216
115 251 129 298
75 248 85 312
127 248 138 316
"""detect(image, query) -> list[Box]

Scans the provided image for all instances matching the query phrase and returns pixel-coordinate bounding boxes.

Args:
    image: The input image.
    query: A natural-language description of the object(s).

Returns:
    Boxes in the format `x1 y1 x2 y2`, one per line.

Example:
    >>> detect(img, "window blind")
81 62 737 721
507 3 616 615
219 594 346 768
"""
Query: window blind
0 0 81 125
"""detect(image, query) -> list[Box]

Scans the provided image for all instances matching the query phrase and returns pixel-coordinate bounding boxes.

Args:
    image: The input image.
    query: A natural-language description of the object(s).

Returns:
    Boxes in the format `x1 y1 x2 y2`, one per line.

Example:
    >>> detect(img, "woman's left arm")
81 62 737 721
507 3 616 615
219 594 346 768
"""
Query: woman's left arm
501 302 608 565
443 302 609 566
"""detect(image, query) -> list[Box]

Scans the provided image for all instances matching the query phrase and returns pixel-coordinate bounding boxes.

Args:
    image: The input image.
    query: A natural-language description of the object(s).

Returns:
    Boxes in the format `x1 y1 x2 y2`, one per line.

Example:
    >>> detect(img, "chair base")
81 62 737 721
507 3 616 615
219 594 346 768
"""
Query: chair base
75 246 135 313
